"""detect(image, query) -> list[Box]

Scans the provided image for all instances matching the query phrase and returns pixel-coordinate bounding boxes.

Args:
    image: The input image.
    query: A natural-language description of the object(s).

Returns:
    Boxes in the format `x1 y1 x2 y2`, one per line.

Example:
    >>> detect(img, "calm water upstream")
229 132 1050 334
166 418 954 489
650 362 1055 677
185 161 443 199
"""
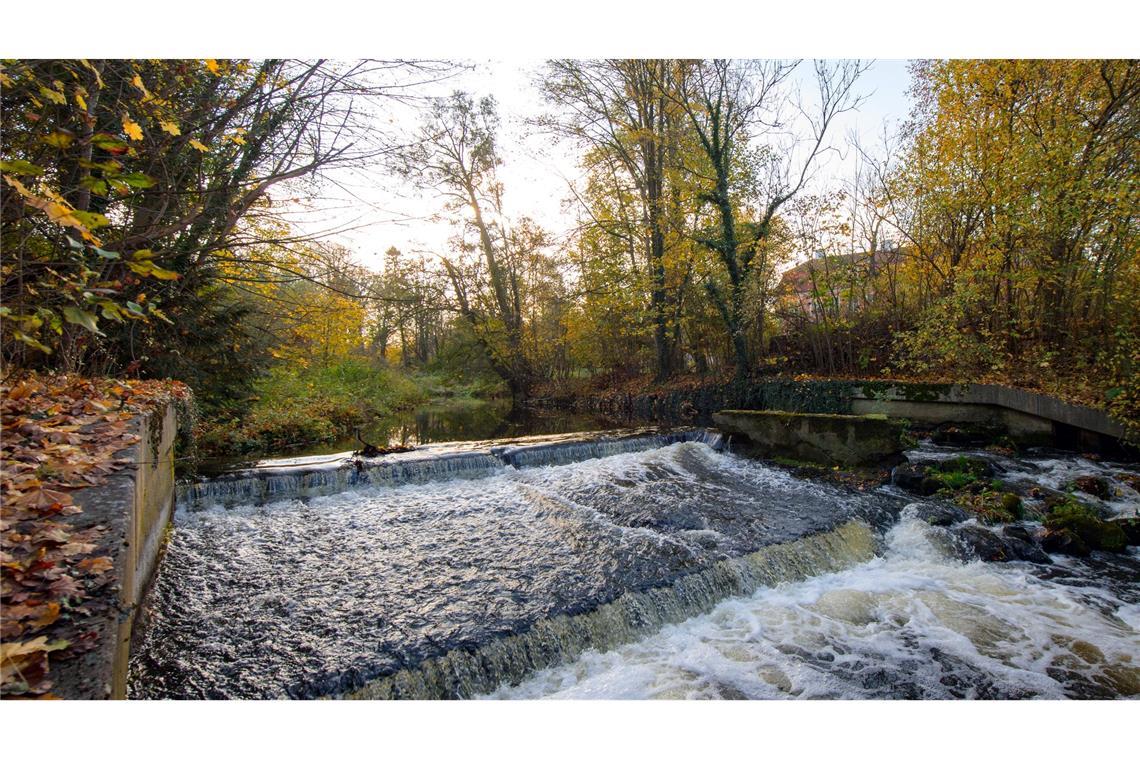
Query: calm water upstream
199 398 627 473
132 433 1140 700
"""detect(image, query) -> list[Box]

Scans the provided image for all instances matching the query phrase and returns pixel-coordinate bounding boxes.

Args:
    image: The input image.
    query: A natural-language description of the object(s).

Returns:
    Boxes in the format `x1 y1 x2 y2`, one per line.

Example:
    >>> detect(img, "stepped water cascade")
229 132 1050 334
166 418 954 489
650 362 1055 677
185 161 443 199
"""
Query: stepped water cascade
130 430 1140 700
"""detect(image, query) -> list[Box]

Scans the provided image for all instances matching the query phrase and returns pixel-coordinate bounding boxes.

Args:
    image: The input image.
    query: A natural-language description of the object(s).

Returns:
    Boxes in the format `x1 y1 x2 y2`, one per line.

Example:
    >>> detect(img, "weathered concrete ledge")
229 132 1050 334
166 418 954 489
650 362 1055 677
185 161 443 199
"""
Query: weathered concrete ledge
847 383 1125 442
713 409 906 466
535 379 1130 453
52 403 178 699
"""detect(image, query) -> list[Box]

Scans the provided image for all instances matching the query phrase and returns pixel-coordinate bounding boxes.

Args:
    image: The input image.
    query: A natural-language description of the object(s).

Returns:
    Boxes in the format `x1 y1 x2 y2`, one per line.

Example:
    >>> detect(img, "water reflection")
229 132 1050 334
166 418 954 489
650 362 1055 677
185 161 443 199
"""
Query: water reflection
372 399 625 449
199 399 628 472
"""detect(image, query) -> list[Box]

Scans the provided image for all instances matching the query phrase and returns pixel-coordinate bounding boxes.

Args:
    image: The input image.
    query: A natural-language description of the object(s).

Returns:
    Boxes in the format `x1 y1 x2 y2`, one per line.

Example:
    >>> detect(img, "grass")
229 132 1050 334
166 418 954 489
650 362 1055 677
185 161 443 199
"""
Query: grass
196 358 428 457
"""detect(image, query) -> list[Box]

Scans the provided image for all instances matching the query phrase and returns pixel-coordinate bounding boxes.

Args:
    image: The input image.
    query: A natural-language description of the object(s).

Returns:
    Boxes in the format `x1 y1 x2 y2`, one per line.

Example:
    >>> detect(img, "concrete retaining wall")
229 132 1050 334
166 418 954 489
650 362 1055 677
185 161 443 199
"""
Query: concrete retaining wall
536 379 1129 453
713 410 906 466
847 383 1125 439
52 403 177 699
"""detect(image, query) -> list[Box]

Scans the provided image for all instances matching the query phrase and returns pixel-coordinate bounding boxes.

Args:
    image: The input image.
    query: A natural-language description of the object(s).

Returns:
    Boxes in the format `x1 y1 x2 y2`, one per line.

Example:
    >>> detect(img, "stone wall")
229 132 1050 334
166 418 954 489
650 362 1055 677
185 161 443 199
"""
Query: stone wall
52 403 178 699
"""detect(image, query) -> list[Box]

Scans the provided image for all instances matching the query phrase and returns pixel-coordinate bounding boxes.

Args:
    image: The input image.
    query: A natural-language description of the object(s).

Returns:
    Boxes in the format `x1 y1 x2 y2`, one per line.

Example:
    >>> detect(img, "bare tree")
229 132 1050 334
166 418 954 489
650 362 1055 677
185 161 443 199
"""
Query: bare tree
666 59 869 382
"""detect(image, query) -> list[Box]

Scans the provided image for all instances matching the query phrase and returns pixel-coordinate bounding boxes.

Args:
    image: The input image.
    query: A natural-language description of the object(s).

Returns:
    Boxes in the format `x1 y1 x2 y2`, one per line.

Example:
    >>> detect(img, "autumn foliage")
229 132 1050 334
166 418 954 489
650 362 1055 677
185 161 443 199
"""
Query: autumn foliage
0 374 189 698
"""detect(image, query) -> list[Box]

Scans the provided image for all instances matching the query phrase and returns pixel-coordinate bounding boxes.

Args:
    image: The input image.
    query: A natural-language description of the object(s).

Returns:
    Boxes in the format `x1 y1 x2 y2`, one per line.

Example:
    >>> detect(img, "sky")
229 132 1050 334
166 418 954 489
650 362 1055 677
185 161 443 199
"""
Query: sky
293 59 917 273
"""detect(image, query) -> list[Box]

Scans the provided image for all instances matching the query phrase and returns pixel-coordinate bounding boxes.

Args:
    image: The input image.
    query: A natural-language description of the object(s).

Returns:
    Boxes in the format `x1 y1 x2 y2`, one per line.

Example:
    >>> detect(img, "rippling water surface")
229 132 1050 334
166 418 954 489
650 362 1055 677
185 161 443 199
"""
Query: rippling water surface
488 511 1140 699
131 439 1140 700
133 442 896 698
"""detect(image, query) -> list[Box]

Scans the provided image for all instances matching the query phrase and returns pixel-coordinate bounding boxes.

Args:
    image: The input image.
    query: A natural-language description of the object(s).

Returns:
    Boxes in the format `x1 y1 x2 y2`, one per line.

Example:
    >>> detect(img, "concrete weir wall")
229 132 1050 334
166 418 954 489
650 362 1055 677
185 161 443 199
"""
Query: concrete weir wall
537 379 1129 453
845 383 1126 447
713 410 906 466
53 403 178 699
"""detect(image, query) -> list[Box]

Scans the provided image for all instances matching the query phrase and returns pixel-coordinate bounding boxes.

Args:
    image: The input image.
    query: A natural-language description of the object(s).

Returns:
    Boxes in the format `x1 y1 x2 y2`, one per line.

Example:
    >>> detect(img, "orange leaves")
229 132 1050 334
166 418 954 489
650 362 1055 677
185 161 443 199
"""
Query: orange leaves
76 556 114 575
1 372 189 698
0 636 69 698
121 114 144 142
1 175 103 245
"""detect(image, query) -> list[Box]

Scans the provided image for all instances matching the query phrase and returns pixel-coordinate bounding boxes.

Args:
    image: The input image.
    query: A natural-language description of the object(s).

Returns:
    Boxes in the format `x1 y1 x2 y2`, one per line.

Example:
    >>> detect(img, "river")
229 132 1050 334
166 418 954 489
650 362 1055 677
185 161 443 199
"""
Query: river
132 430 1140 699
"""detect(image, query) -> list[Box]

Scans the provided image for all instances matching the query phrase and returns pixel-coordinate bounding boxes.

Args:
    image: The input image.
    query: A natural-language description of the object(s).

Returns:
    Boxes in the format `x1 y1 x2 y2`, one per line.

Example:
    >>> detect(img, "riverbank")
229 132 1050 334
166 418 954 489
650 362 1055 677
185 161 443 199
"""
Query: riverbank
193 359 433 459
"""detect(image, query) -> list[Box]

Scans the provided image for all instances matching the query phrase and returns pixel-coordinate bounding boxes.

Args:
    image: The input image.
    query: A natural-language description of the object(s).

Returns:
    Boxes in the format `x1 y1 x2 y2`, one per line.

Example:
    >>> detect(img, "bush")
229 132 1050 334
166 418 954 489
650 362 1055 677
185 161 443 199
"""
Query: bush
196 358 427 456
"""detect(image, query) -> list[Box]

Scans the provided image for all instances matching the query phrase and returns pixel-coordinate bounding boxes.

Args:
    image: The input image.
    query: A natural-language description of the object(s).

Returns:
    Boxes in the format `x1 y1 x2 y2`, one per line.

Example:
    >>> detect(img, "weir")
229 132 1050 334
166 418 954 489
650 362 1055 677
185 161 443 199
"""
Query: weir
348 520 876 699
134 427 1140 700
132 433 900 699
176 427 725 509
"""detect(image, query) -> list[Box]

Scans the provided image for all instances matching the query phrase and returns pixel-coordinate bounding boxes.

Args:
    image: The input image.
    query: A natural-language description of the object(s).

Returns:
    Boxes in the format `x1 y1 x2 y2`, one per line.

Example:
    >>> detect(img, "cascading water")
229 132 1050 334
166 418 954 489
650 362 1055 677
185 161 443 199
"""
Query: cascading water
129 431 1140 700
487 507 1140 699
176 429 725 510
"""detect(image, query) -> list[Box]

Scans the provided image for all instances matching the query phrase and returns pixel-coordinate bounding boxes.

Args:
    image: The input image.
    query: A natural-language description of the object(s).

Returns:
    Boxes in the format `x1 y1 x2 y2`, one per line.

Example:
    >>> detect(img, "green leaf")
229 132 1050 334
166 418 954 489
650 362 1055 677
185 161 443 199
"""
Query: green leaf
91 246 120 260
66 236 85 251
70 210 110 229
131 249 156 260
99 303 125 322
0 159 45 176
125 301 145 316
39 87 67 106
15 330 53 353
78 159 122 172
148 306 173 324
62 306 104 336
79 176 109 197
119 172 156 189
91 133 129 154
42 132 75 149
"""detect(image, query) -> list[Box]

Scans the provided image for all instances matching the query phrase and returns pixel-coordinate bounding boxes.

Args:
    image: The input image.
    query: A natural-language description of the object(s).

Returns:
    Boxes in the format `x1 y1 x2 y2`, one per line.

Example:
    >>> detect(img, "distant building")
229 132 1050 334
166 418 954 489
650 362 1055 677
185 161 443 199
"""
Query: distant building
778 247 904 316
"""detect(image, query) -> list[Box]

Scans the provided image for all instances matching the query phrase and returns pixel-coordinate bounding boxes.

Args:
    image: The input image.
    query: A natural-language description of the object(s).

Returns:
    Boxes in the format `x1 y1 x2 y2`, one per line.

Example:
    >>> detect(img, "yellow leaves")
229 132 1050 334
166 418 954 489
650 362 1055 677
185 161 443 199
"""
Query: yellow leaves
205 59 220 75
78 59 104 89
122 114 143 141
189 138 210 153
1 176 103 245
74 89 87 112
131 73 149 97
125 251 181 281
38 86 67 106
41 132 75 149
160 121 181 137
1 636 69 660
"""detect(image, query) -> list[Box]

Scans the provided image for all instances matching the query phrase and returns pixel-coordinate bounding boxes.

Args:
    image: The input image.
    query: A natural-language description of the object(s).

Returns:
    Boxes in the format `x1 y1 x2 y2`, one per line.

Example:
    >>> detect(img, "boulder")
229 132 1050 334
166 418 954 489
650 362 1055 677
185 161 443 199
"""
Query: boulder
1069 475 1111 500
908 502 970 527
949 524 1014 562
1000 525 1052 564
1041 528 1091 557
1115 517 1140 546
933 455 997 478
1043 501 1127 554
892 463 934 494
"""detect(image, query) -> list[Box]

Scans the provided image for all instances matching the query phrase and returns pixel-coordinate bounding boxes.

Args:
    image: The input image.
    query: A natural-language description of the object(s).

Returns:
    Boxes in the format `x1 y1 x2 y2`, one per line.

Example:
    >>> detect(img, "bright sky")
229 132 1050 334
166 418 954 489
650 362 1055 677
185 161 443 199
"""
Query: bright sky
296 59 916 273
